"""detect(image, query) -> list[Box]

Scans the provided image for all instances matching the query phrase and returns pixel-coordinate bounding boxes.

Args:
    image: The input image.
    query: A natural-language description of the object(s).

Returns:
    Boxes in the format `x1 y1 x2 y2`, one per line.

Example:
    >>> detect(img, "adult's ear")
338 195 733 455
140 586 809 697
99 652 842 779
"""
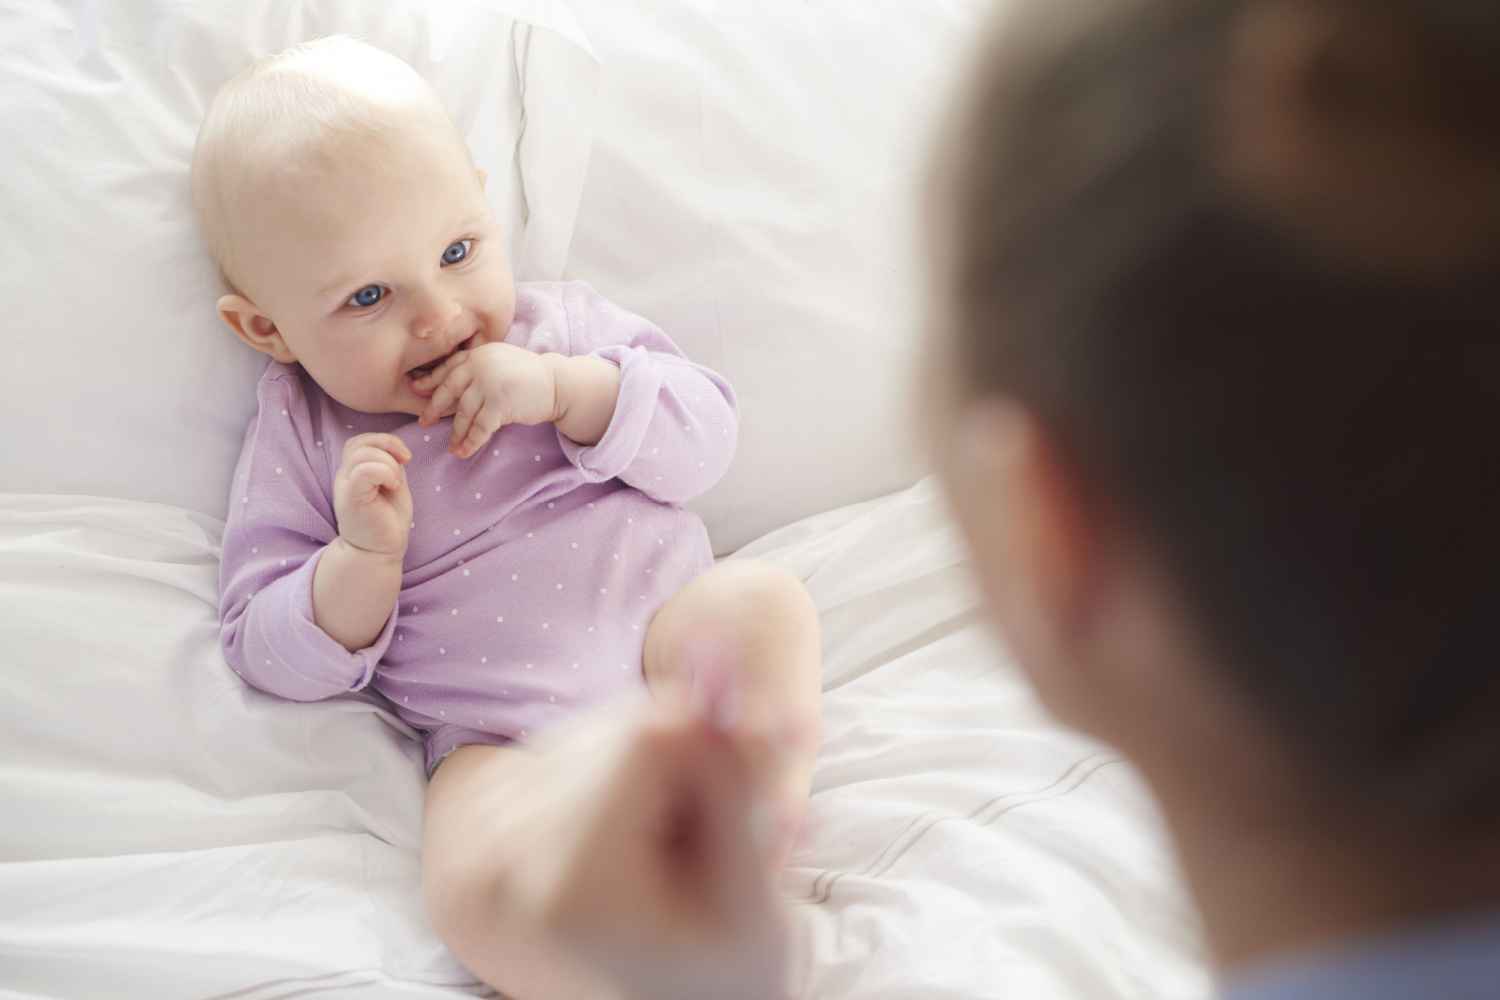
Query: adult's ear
956 400 1091 614
947 399 1102 716
217 294 296 363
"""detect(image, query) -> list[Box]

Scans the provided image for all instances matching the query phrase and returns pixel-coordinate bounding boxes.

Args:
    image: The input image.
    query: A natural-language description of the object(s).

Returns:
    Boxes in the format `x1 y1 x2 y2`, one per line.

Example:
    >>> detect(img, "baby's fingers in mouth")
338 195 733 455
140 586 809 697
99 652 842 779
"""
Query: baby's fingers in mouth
408 367 438 398
408 336 475 387
409 363 453 398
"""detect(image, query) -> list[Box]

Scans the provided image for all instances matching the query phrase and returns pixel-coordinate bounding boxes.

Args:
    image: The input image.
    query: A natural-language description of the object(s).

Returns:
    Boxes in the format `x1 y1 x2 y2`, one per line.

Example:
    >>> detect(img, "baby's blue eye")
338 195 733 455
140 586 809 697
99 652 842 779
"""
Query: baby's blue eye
349 285 385 308
442 239 473 266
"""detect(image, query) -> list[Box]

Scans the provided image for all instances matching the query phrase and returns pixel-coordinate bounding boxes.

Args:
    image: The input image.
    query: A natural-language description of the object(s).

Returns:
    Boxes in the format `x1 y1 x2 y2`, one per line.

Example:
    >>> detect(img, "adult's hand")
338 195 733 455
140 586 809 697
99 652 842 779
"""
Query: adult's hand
511 674 793 1000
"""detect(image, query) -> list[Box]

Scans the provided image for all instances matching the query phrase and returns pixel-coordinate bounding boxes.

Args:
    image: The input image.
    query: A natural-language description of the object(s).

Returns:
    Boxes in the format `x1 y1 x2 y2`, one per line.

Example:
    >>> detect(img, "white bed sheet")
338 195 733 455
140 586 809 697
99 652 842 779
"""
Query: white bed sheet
0 481 1210 999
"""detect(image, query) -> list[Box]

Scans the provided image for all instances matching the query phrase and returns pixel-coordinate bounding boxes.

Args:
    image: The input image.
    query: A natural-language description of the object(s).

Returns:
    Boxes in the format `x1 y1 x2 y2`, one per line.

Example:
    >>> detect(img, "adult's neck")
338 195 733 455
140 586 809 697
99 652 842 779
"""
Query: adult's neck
1154 767 1500 983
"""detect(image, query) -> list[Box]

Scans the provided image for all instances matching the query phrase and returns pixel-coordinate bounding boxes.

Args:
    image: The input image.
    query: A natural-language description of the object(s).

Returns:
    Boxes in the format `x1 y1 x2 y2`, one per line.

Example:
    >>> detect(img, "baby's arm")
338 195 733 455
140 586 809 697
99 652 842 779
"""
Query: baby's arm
547 353 622 448
312 538 404 652
219 377 398 701
550 282 739 506
312 433 414 651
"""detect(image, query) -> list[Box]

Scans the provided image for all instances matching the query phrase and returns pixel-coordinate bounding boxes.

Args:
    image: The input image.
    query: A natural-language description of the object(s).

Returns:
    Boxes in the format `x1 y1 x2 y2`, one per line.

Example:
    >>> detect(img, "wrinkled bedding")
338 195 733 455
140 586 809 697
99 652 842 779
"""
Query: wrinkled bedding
1 480 1209 998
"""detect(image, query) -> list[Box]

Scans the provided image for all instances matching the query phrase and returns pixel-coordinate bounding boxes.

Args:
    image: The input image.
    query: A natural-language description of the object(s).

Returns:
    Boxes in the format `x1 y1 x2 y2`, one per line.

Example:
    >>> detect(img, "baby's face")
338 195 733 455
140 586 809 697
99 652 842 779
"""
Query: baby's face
230 116 515 416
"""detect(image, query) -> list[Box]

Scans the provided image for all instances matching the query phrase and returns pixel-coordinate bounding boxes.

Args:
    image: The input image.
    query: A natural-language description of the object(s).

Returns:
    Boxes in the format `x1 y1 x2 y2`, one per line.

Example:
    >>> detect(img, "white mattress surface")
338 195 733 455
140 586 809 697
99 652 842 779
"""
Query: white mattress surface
0 481 1210 998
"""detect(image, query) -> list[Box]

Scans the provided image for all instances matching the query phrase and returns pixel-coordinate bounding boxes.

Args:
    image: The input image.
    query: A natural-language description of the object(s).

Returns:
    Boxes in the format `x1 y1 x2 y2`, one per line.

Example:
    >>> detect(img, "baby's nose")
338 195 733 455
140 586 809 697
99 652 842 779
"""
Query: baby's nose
414 298 464 338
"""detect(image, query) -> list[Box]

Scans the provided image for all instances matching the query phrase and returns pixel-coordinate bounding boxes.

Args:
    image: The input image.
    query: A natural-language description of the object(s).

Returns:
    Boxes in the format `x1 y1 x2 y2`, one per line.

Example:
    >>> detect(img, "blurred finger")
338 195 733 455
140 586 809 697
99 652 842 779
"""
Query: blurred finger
686 727 786 919
626 712 778 901
561 720 788 998
688 647 742 732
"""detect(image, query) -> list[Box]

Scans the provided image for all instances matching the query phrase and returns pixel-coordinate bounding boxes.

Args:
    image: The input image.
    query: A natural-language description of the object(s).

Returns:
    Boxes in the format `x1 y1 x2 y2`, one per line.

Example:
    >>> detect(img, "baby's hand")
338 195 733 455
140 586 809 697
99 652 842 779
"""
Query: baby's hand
413 342 560 458
332 433 414 558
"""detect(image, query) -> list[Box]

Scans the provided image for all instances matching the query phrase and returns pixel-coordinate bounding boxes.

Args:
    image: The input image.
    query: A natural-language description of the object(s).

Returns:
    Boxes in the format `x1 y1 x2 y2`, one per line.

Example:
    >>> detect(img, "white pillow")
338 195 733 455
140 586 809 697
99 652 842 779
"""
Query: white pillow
0 0 597 521
560 1 994 554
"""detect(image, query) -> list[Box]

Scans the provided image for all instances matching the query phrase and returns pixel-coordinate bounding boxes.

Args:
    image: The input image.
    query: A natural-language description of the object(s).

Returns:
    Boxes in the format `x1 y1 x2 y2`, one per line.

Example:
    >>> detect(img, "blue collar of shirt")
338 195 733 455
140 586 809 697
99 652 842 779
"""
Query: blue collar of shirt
1221 909 1500 1000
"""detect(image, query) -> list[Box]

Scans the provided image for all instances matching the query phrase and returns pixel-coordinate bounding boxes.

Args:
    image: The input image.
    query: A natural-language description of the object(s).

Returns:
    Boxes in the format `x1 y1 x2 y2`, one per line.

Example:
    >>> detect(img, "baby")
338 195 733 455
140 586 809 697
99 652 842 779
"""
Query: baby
193 36 821 999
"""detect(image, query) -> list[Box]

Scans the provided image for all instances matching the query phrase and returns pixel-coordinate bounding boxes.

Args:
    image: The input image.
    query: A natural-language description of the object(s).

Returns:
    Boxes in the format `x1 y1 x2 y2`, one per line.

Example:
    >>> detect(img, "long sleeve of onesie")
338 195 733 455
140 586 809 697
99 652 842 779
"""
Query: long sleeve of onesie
218 371 396 702
550 282 738 506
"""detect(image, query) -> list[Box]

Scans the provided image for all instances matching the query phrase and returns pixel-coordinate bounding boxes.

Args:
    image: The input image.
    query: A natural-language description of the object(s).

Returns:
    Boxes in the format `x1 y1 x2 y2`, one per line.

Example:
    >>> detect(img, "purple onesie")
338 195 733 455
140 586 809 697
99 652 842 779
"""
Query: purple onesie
218 281 737 778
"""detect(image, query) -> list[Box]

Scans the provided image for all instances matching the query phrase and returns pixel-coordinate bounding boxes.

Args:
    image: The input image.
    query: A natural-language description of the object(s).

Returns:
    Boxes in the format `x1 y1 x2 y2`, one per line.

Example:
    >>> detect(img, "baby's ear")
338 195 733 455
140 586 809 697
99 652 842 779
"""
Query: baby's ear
218 294 296 363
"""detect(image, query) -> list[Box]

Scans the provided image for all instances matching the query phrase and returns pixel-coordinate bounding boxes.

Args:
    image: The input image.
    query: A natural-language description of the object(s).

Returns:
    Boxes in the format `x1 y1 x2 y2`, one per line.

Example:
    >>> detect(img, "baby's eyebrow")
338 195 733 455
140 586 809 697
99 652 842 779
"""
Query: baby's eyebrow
317 270 362 299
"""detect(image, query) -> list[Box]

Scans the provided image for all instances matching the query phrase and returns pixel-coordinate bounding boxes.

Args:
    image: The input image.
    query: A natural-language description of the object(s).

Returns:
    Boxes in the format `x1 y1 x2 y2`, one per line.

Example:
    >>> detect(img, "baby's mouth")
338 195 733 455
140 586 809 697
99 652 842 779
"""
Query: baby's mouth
407 334 478 379
408 356 446 378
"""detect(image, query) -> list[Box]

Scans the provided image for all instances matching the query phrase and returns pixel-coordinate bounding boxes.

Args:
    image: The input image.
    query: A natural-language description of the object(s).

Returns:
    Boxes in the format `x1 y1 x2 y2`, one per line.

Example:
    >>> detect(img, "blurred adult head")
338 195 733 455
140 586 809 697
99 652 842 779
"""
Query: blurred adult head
920 0 1500 969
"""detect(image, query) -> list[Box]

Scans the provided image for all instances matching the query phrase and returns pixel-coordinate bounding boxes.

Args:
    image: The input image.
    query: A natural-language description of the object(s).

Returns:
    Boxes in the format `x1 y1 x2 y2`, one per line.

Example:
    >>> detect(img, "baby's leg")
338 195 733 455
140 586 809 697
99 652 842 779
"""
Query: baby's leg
643 558 823 867
422 743 625 1000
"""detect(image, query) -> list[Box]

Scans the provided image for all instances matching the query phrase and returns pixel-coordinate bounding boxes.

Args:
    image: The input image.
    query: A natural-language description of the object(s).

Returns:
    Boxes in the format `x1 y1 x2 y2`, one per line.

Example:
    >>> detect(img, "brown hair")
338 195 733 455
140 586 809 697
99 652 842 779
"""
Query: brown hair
932 0 1500 828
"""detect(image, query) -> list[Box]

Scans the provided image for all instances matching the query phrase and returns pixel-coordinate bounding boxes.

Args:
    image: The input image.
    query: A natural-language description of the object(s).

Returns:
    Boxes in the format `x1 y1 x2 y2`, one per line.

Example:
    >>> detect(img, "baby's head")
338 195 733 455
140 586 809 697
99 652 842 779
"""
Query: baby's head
192 36 515 416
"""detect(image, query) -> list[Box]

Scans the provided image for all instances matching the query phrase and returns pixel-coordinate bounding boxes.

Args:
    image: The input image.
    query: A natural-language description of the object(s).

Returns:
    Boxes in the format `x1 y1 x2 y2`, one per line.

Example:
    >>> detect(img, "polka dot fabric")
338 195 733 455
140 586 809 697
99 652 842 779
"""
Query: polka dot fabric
218 281 737 777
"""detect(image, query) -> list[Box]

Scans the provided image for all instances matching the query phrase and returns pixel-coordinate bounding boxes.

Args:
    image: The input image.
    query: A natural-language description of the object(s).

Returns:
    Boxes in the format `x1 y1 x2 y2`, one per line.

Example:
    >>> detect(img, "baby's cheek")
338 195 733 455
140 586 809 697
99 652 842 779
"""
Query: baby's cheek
312 359 399 415
484 266 517 339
